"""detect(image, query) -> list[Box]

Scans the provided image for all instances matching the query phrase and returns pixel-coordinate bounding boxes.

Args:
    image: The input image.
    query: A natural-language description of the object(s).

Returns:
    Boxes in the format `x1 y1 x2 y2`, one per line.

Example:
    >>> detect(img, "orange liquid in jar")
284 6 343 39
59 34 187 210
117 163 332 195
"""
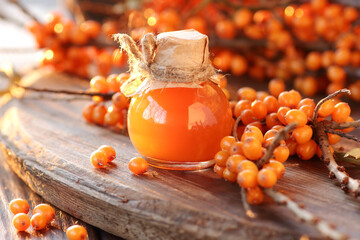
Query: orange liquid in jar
128 81 233 166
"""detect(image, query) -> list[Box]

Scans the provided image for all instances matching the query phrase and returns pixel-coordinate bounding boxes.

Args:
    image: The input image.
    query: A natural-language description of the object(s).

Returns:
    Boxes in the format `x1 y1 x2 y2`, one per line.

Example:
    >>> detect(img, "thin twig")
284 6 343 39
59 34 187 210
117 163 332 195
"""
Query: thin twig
0 12 24 28
324 119 360 130
241 188 256 218
256 123 297 168
265 188 347 240
14 83 114 100
325 129 360 143
313 89 350 122
7 0 39 22
315 123 360 196
232 116 242 141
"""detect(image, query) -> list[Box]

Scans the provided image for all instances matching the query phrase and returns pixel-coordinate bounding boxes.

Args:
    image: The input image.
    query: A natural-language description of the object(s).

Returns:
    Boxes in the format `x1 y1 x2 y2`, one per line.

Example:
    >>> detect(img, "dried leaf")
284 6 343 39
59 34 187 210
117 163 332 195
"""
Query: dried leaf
344 148 360 159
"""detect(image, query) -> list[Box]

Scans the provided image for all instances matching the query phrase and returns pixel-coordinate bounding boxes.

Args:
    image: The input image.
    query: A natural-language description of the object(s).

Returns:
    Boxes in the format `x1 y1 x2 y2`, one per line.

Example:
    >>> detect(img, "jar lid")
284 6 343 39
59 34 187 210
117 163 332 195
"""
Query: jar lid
154 29 210 69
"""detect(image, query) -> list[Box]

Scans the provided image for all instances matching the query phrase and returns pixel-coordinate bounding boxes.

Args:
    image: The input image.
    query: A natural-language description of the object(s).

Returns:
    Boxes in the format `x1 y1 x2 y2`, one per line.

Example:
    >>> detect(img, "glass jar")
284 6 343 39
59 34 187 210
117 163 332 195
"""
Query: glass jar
128 80 233 170
116 29 233 170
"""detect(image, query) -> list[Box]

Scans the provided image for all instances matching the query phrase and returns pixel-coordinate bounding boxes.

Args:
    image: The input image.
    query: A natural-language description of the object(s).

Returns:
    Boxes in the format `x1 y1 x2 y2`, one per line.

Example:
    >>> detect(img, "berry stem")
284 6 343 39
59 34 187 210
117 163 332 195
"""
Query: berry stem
325 129 360 143
7 0 39 22
232 115 242 141
315 123 360 196
312 89 351 122
256 122 297 168
241 188 256 218
264 188 348 240
324 119 360 130
14 83 114 100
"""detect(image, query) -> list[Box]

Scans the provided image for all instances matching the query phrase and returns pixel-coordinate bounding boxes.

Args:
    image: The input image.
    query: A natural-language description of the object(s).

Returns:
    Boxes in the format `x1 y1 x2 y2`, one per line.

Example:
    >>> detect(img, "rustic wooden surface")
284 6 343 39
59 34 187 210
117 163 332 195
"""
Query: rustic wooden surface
0 136 122 239
0 69 360 240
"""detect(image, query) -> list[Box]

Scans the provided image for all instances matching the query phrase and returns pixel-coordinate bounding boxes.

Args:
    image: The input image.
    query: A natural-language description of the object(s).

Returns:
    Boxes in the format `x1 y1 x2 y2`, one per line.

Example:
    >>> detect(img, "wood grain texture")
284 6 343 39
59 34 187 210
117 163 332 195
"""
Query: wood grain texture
0 142 103 239
0 69 360 240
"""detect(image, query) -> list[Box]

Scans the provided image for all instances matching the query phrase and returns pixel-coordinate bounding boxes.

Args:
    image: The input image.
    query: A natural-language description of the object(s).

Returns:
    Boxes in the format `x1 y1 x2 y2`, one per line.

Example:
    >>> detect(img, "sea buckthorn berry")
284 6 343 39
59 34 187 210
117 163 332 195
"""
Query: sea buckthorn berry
292 125 313 145
342 116 355 133
223 168 237 182
215 150 230 167
251 100 267 119
233 8 253 29
234 100 251 118
247 121 265 133
297 98 315 109
215 20 236 39
12 213 30 231
241 109 257 125
277 107 290 125
285 109 307 127
246 186 264 205
31 213 47 230
334 48 351 66
92 105 107 125
278 91 298 108
231 54 248 76
220 136 236 151
264 129 279 141
98 145 116 162
299 105 314 120
237 170 258 188
306 52 322 71
214 164 225 178
264 96 279 113
33 204 55 223
266 113 282 129
226 154 246 173
273 145 290 163
257 168 277 188
327 66 346 83
263 160 285 179
82 104 95 123
318 99 335 117
229 142 244 156
268 78 285 98
66 225 88 240
243 137 262 161
9 199 30 215
90 76 109 93
104 110 123 126
237 87 257 101
286 138 297 156
328 133 341 145
331 102 351 123
112 92 128 109
90 150 108 168
129 157 149 175
242 126 263 143
106 74 120 92
296 140 317 160
256 91 269 101
237 160 259 173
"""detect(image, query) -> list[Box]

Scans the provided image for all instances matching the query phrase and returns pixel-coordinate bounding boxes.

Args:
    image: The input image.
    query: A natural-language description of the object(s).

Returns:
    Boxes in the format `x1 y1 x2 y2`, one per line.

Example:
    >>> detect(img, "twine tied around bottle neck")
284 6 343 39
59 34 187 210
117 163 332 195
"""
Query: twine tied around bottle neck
113 32 217 96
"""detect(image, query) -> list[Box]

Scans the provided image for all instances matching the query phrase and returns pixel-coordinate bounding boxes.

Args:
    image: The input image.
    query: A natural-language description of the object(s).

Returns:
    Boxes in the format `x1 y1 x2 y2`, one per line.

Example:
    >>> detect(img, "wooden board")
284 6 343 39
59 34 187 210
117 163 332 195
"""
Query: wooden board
0 69 360 240
0 136 122 239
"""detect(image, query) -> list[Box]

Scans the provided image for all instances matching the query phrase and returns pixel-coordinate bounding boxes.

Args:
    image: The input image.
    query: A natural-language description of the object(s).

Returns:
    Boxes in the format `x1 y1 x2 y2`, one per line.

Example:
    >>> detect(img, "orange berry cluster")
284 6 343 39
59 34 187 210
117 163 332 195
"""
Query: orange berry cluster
9 199 55 232
89 145 149 175
128 0 360 100
214 131 285 205
90 145 116 168
26 12 127 78
82 73 129 130
216 81 355 204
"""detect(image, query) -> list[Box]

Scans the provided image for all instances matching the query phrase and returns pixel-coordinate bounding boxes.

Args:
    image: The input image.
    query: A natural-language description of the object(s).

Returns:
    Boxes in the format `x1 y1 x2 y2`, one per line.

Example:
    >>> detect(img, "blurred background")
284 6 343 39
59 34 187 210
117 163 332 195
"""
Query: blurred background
2 0 360 101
